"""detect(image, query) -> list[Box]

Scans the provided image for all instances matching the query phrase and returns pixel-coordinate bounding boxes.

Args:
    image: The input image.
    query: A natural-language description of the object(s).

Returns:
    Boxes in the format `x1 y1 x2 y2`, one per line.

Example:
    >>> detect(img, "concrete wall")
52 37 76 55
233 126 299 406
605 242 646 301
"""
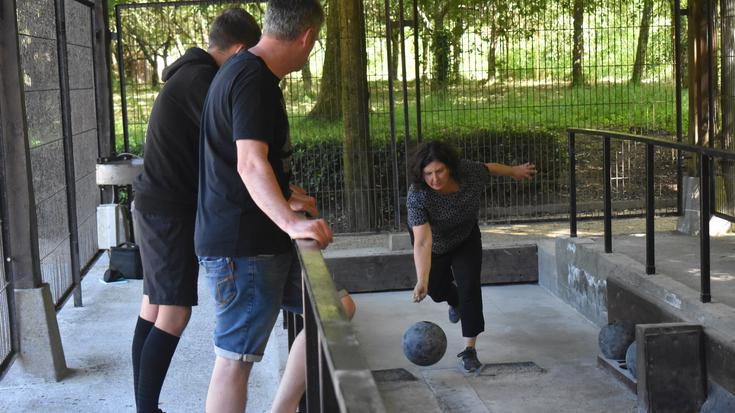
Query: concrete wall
538 238 609 326
539 236 735 399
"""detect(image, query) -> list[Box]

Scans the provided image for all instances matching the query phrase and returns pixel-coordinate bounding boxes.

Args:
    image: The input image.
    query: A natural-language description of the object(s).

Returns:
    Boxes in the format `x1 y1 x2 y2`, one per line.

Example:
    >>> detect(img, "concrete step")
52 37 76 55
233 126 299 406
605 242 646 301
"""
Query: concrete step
545 237 735 410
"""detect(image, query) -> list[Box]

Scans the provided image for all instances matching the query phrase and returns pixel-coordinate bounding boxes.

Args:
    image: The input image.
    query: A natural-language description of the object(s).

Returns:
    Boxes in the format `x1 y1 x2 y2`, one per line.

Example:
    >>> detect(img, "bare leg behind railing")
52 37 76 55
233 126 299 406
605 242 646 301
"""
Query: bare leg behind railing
271 295 357 413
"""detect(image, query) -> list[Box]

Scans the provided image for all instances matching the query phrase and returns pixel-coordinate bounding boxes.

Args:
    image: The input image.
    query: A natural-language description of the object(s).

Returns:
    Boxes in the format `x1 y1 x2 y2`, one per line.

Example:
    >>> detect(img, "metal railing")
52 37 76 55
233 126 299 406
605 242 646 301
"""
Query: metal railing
289 239 386 413
568 128 735 304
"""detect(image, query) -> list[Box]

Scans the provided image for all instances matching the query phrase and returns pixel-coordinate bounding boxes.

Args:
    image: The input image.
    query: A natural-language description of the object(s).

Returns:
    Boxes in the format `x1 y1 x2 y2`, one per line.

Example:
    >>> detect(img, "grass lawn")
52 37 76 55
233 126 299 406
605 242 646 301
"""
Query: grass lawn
114 80 684 153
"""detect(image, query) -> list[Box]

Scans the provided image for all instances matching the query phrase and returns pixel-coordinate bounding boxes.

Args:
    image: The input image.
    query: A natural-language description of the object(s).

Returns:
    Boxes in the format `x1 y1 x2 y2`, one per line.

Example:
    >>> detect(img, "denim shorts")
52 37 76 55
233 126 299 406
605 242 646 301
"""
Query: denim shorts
198 247 302 362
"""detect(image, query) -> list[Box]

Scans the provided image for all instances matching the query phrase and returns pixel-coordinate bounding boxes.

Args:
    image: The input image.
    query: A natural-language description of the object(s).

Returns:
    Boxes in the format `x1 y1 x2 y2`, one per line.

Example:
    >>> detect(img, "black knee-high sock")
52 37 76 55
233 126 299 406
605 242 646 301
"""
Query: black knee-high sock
132 317 155 404
137 327 180 413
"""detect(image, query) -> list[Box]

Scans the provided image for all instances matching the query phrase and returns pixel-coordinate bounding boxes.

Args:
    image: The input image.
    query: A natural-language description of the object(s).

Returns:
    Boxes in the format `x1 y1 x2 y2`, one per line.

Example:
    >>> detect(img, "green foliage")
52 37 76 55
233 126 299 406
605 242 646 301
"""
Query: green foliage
430 28 451 91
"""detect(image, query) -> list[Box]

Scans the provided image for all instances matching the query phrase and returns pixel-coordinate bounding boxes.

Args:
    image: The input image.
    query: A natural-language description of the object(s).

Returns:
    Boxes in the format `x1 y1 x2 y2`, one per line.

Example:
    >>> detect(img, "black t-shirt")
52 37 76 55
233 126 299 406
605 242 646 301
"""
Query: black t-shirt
195 51 293 257
133 48 217 216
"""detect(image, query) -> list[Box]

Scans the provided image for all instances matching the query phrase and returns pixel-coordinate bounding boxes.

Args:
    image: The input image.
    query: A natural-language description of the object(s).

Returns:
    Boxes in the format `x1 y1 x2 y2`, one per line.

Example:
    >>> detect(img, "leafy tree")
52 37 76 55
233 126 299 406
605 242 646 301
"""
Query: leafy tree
309 0 341 119
631 0 655 85
571 0 585 86
466 0 547 82
340 0 374 231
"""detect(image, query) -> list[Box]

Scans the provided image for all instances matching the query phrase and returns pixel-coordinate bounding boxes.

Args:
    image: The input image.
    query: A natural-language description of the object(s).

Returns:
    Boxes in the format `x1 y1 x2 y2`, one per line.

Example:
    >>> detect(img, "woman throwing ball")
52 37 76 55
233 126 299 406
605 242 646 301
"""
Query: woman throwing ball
407 141 536 372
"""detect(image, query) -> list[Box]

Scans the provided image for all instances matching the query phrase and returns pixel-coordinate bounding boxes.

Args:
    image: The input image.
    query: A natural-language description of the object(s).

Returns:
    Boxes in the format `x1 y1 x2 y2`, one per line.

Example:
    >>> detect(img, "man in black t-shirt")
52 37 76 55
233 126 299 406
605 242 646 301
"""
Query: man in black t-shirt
130 9 260 413
195 1 331 411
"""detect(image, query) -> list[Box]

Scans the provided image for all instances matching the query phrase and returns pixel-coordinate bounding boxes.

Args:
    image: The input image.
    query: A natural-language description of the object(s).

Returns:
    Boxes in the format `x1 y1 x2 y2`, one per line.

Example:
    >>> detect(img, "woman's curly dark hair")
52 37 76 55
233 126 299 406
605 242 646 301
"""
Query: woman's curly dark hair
409 141 461 186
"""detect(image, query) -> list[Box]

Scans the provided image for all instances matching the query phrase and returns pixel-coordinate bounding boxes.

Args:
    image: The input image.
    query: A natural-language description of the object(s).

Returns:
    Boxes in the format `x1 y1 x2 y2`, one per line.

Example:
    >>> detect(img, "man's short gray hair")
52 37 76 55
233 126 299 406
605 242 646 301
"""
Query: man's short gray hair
264 0 324 41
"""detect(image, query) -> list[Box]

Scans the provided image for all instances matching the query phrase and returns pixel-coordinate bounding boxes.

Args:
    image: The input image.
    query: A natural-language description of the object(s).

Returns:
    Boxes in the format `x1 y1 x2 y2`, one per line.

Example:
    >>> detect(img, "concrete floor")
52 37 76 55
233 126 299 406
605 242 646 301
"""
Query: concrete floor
5 217 711 412
354 286 636 413
0 255 638 412
0 252 288 413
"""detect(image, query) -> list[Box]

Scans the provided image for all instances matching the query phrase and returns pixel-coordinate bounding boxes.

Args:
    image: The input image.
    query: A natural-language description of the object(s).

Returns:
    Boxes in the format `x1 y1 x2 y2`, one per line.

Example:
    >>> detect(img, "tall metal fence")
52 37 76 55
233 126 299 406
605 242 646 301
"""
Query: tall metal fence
0 232 12 378
714 0 735 221
16 0 101 307
114 0 687 233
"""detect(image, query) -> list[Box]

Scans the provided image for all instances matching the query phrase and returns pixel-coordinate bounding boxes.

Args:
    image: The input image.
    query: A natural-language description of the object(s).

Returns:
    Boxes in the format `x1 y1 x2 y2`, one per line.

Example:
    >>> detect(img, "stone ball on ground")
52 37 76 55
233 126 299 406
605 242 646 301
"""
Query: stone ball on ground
403 321 447 366
598 320 635 360
625 342 637 379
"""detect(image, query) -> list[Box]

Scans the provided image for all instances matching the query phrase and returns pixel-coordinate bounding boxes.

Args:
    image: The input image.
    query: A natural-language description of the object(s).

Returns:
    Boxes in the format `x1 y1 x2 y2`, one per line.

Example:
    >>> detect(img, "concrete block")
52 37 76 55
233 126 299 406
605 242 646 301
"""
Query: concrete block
677 176 732 236
537 240 558 295
636 323 705 413
701 381 735 413
326 245 538 293
97 204 129 249
607 279 679 326
388 233 412 251
705 335 735 399
554 237 608 326
15 284 67 381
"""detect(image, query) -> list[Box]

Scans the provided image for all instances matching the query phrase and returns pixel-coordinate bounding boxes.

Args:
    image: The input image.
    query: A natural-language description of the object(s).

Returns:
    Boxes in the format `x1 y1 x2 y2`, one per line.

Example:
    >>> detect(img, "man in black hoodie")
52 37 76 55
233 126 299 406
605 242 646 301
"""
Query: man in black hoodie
130 9 261 413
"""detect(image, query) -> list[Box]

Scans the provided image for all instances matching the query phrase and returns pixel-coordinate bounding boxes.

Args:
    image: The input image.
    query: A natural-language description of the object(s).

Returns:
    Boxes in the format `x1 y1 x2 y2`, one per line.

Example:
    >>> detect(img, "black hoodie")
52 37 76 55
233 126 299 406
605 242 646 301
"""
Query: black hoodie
133 47 218 216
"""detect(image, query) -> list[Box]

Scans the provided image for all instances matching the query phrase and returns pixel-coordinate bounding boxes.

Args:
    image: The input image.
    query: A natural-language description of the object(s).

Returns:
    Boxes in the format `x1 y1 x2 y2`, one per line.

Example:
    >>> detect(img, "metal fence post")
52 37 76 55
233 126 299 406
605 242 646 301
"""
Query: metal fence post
303 279 320 411
674 0 684 216
646 143 656 274
568 131 577 238
319 342 339 412
699 153 712 303
603 136 612 253
54 0 83 307
115 5 129 153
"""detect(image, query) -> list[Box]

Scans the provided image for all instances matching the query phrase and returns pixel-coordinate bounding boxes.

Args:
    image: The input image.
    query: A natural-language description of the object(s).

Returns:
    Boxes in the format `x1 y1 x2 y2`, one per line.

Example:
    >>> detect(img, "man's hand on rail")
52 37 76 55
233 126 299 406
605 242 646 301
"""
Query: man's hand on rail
288 190 318 218
285 218 333 249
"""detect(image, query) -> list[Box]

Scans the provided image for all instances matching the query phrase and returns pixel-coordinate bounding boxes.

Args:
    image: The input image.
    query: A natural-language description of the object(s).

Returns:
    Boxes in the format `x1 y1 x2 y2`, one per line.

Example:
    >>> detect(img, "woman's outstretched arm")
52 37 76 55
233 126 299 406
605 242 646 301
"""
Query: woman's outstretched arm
486 162 537 180
411 223 432 302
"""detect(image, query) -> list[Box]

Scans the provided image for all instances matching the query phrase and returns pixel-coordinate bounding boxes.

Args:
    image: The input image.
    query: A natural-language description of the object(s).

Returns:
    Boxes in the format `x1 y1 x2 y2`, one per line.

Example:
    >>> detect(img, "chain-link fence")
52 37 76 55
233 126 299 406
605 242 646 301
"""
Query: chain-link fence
115 0 689 233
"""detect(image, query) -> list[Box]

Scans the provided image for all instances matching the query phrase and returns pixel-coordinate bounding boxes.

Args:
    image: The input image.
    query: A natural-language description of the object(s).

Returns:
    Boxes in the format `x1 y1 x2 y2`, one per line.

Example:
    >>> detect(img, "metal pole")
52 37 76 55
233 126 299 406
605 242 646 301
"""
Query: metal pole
412 0 422 144
603 136 612 253
54 0 83 307
700 154 712 303
115 5 129 153
646 143 656 274
303 279 320 411
706 0 717 217
0 0 43 290
568 132 577 237
707 0 716 150
93 0 116 160
384 0 401 231
398 0 412 190
674 0 684 216
319 341 339 412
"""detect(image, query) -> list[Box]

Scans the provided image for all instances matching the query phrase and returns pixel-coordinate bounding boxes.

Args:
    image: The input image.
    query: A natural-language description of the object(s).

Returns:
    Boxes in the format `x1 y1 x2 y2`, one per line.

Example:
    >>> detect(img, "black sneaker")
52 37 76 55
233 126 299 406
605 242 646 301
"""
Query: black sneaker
457 347 482 372
448 305 460 324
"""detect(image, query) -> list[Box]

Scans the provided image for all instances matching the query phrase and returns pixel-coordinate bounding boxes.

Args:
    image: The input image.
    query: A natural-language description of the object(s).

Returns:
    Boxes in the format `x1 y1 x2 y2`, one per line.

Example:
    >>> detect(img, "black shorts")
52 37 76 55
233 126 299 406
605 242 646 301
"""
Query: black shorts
134 208 199 306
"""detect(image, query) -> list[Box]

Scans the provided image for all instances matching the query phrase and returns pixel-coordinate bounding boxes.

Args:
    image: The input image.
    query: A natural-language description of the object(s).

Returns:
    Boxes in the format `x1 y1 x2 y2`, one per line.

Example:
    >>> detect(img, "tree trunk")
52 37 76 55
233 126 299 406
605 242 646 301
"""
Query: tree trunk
571 0 585 87
422 33 430 80
340 0 374 231
301 64 313 97
309 0 341 120
147 56 159 88
391 24 400 81
721 0 735 213
450 17 465 84
688 0 710 147
431 19 450 91
487 29 498 82
631 0 655 85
